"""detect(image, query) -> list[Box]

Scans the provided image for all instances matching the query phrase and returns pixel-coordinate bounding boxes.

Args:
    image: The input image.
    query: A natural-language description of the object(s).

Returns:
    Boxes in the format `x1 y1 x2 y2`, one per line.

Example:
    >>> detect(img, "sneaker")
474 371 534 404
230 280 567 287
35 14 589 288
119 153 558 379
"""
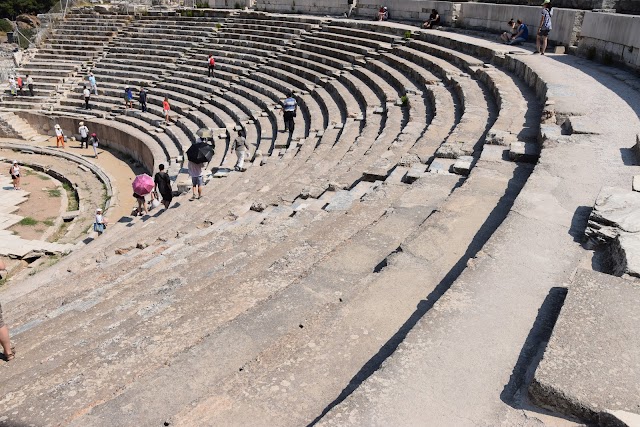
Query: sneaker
533 51 540 55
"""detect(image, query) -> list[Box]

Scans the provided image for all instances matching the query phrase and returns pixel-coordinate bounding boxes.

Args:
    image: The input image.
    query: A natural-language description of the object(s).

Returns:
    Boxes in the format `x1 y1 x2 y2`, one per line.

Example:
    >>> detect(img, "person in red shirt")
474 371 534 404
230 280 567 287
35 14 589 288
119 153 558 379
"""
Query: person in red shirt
208 55 215 78
16 76 23 95
163 97 171 125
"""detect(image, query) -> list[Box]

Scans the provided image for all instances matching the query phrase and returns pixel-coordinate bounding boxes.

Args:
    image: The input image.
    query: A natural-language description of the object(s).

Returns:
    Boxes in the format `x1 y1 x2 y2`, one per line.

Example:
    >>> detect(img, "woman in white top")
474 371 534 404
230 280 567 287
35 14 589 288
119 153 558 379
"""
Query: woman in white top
9 160 20 190
536 0 553 55
94 208 107 235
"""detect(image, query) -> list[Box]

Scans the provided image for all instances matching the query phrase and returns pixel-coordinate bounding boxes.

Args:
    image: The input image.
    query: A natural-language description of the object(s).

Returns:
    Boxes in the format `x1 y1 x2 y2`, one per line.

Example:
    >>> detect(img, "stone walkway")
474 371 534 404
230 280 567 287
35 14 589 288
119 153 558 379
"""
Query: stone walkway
0 174 74 258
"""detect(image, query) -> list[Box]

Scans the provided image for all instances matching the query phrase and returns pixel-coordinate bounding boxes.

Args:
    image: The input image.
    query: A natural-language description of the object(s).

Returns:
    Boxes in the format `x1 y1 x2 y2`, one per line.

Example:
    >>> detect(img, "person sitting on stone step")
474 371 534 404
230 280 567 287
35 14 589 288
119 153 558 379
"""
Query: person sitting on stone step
422 9 440 29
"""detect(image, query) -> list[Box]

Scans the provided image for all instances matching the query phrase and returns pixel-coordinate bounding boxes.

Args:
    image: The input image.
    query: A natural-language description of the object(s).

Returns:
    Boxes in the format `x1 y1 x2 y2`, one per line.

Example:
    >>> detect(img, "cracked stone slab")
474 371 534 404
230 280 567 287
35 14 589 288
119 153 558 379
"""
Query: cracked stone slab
529 268 640 424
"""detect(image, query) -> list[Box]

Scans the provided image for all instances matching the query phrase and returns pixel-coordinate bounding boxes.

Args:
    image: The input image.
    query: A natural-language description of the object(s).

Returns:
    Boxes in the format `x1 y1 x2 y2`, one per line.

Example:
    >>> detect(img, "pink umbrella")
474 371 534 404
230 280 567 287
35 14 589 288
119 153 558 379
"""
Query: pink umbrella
132 174 154 195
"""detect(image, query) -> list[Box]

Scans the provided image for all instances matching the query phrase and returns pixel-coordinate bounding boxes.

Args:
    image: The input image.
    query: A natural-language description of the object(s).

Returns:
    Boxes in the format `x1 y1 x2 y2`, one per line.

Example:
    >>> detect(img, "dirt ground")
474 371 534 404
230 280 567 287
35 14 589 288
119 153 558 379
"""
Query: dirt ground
40 136 146 222
5 166 64 240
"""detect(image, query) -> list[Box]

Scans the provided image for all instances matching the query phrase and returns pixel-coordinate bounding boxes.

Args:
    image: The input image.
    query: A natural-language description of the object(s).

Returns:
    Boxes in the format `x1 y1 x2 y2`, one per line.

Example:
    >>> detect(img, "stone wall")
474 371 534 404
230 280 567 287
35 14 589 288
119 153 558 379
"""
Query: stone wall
15 112 159 174
577 12 640 70
458 3 584 46
470 0 616 10
254 0 347 15
204 0 252 8
353 0 459 25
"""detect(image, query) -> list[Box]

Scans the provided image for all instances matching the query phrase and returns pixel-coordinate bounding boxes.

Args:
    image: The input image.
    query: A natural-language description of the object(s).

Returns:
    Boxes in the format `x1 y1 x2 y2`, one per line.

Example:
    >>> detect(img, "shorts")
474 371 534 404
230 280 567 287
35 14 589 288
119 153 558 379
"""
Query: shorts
11 174 18 179
191 176 203 186
539 28 550 36
0 303 4 328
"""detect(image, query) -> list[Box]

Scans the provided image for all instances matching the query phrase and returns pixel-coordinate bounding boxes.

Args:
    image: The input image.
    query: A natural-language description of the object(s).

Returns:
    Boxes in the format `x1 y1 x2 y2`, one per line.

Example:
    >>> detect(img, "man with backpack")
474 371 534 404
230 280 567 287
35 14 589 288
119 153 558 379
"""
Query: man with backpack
78 122 89 148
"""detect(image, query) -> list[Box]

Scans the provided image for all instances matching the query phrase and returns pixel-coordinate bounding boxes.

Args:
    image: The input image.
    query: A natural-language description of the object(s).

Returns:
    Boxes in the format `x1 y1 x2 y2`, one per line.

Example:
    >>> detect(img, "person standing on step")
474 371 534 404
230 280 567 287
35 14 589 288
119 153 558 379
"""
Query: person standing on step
26 74 34 97
89 132 100 158
94 208 107 235
79 121 89 148
9 160 20 190
154 163 173 209
16 75 23 96
54 124 65 149
346 0 356 18
83 85 91 110
187 159 205 200
124 85 133 109
231 129 250 172
88 72 98 96
535 0 553 55
9 76 17 96
139 87 147 113
163 97 171 125
282 91 297 137
208 54 215 78
0 300 15 362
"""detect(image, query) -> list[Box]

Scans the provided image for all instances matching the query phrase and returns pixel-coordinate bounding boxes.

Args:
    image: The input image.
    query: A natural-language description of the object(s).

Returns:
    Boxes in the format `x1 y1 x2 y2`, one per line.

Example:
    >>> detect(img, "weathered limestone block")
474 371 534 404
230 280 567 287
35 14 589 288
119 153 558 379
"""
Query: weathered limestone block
508 141 539 163
452 156 473 176
586 187 640 245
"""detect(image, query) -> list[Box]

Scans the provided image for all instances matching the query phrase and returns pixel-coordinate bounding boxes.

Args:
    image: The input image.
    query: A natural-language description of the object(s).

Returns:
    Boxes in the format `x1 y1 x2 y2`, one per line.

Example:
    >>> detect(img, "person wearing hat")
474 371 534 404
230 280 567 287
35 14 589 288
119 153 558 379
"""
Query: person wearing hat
94 207 107 235
89 132 100 158
535 0 553 55
8 76 17 97
9 160 20 190
88 72 98 96
124 85 133 109
78 121 89 148
54 124 65 149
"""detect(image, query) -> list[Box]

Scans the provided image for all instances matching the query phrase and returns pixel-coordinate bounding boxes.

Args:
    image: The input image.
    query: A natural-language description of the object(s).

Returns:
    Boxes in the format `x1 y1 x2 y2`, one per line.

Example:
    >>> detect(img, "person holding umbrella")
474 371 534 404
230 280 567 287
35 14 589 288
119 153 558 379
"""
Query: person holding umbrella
132 174 154 216
186 141 214 201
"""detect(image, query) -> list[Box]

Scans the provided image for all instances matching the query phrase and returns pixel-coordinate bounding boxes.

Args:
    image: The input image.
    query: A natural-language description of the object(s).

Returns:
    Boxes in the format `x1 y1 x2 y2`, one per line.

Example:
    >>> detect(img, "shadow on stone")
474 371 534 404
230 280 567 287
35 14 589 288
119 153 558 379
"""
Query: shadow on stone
568 205 591 243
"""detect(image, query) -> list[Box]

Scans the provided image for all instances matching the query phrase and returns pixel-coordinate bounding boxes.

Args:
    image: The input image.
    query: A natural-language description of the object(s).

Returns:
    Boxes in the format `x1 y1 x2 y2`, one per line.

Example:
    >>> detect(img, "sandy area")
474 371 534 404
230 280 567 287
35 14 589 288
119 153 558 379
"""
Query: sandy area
5 166 64 240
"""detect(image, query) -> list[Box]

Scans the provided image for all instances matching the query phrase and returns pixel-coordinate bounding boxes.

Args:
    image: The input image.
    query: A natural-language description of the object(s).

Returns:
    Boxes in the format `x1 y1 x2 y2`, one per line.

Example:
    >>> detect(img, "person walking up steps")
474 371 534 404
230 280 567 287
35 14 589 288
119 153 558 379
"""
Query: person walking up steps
90 133 100 158
79 122 89 148
282 91 297 137
154 164 173 209
26 75 34 96
54 124 65 149
88 72 98 96
9 76 16 96
9 160 20 190
94 208 108 235
139 87 147 113
535 0 553 55
188 160 205 200
208 55 215 78
16 75 23 95
231 129 249 172
83 85 91 110
163 97 171 125
124 85 133 109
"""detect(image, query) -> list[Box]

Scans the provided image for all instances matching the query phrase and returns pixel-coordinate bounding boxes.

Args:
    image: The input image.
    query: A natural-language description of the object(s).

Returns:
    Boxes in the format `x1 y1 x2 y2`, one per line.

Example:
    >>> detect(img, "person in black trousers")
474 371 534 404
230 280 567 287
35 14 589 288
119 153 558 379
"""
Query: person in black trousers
139 87 147 113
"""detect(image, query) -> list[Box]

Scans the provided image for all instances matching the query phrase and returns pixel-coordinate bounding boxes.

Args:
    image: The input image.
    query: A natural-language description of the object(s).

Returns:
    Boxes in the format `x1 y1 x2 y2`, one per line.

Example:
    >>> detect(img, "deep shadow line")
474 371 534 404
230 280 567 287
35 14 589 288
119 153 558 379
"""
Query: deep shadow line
500 286 568 405
307 163 533 426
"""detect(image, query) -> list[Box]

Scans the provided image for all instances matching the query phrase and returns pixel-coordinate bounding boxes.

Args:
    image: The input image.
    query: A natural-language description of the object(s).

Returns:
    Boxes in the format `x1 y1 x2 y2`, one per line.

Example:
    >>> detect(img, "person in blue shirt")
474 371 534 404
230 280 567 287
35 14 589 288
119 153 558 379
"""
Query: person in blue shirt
124 85 133 109
508 19 529 45
281 91 297 136
87 73 98 96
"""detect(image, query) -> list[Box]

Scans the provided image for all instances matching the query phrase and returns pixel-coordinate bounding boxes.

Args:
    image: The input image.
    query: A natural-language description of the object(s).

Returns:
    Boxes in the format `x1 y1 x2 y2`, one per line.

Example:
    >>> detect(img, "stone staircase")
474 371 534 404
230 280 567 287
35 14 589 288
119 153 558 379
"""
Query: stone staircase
0 9 636 427
0 112 40 140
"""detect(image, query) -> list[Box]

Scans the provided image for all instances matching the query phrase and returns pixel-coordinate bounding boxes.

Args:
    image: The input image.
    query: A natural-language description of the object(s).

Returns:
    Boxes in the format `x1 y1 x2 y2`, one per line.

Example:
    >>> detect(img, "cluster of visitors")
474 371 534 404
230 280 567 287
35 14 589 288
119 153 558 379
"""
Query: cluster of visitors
78 122 100 157
500 18 529 45
7 74 34 97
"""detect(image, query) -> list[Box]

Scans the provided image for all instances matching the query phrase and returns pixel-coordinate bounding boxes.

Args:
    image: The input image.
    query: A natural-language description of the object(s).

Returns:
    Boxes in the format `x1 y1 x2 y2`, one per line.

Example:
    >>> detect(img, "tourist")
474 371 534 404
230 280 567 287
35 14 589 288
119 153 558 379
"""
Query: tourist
9 76 16 96
0 300 15 362
94 208 107 235
208 54 215 78
187 160 205 200
139 87 147 113
535 0 553 55
422 9 440 29
133 192 148 216
500 19 517 43
163 97 171 125
88 73 98 96
26 75 34 97
231 129 249 172
124 85 133 109
89 132 100 158
78 121 89 148
282 91 297 136
377 6 388 21
346 0 356 18
83 85 91 110
154 164 173 209
507 19 529 45
9 160 20 190
54 124 65 149
16 75 23 95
